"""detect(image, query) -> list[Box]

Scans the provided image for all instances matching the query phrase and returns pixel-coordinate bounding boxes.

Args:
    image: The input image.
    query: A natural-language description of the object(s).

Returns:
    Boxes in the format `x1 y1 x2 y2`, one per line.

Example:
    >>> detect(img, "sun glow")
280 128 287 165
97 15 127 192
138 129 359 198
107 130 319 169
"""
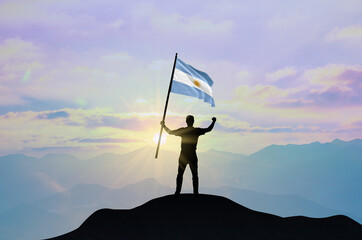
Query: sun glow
153 133 167 145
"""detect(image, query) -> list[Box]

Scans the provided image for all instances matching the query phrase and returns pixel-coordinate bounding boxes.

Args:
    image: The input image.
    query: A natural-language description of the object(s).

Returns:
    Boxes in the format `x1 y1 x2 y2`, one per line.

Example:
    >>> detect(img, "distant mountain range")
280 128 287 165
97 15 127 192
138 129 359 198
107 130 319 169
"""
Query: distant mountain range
0 179 172 240
47 194 362 240
0 138 361 239
245 138 362 217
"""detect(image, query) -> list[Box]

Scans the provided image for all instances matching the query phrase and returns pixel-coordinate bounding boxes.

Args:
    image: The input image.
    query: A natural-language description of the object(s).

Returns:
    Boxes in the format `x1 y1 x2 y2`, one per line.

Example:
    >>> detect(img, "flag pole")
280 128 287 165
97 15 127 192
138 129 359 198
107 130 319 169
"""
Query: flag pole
155 53 178 158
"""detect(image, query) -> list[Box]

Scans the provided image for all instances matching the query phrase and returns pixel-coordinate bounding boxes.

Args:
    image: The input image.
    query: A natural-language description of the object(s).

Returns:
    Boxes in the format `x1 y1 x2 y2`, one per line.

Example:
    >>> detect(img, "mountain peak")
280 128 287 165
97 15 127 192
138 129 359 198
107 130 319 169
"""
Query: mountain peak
47 194 362 240
332 138 344 143
331 138 362 145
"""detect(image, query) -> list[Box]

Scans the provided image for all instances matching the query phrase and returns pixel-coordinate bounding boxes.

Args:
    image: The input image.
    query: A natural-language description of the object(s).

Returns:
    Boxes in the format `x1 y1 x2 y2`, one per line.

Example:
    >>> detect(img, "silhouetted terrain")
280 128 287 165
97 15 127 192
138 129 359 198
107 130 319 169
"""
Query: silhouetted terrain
48 194 362 240
1 139 362 239
2 179 349 240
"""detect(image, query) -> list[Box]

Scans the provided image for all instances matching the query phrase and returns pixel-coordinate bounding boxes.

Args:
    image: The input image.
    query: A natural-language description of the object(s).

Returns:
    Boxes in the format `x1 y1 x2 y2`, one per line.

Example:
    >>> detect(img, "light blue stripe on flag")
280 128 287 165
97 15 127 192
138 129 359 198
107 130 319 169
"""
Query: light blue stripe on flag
171 58 215 107
175 58 214 87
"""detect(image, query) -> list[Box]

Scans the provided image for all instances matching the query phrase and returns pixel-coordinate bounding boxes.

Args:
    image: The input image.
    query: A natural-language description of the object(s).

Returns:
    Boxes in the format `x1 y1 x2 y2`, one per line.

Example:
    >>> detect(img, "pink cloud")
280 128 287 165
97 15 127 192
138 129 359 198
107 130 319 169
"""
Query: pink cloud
214 122 319 134
269 64 362 109
78 138 138 143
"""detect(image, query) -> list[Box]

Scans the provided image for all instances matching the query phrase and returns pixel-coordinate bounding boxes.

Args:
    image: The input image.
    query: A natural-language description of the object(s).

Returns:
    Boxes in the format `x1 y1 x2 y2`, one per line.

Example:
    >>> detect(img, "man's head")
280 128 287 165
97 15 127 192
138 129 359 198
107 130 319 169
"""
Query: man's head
186 115 194 126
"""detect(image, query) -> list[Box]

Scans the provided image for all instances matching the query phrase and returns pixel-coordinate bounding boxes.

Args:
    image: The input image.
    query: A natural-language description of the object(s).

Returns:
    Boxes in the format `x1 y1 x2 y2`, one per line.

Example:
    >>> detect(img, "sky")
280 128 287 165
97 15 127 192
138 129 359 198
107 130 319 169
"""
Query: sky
0 0 362 157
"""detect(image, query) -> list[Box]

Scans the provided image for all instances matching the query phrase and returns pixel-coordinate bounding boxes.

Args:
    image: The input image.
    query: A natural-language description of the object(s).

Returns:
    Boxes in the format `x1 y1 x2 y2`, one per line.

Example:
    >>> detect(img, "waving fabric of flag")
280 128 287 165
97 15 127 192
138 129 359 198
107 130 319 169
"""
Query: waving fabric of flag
171 58 215 107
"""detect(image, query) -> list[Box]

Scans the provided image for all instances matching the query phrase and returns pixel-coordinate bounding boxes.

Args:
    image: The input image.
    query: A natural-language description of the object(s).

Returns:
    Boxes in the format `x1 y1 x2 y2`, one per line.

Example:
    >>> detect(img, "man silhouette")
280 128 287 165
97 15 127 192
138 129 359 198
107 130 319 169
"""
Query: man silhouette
161 115 216 195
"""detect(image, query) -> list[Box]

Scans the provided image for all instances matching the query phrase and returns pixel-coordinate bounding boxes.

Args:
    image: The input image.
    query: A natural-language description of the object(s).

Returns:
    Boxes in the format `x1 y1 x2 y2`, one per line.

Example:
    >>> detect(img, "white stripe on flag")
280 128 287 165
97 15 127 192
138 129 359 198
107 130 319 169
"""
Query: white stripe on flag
173 68 213 97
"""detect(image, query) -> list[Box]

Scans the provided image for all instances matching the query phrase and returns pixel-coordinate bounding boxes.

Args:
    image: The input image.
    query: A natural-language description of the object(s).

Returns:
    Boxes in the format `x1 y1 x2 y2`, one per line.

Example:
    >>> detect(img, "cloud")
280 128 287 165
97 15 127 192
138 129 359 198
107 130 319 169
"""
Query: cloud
0 50 134 109
133 2 234 38
301 64 362 108
266 67 297 82
233 64 362 110
215 121 318 134
0 38 44 64
214 123 248 133
0 38 45 105
307 86 356 107
53 109 163 132
268 98 313 109
303 64 362 87
78 138 138 143
0 108 163 156
349 120 362 129
232 84 289 105
210 114 320 134
25 144 131 158
325 24 362 42
84 115 144 130
0 46 170 111
38 110 70 119
28 146 82 152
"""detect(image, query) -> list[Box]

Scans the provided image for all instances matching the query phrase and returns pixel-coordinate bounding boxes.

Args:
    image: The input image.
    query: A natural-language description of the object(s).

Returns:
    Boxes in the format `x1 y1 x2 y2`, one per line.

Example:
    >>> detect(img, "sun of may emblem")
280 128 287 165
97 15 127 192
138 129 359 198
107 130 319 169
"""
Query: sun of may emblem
193 80 201 87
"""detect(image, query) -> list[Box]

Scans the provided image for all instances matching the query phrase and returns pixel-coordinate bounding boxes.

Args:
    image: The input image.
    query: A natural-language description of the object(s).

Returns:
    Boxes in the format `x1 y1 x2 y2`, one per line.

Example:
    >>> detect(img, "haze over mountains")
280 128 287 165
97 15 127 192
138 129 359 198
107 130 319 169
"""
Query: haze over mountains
1 138 361 239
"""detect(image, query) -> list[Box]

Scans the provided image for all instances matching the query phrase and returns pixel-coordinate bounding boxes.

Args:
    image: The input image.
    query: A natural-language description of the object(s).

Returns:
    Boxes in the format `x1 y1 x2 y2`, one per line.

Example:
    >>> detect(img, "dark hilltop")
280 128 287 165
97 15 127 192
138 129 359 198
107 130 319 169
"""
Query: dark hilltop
47 194 362 240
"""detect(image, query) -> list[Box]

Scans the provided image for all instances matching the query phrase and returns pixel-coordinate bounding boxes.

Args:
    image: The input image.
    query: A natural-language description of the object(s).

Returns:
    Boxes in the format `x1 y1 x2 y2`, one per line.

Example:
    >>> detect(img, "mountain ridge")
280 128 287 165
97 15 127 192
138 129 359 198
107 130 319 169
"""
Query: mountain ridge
1 138 360 160
47 194 362 240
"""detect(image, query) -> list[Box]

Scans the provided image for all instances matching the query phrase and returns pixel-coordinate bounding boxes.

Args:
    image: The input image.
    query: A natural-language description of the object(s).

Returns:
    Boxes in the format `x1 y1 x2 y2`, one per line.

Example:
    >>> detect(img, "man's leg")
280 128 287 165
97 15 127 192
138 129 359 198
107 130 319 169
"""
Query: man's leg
175 153 187 195
189 153 199 195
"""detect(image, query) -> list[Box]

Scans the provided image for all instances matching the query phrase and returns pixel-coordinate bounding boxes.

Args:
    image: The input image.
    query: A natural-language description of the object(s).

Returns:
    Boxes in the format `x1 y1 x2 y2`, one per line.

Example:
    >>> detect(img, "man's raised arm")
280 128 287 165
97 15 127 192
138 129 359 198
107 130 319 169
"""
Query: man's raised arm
204 117 217 133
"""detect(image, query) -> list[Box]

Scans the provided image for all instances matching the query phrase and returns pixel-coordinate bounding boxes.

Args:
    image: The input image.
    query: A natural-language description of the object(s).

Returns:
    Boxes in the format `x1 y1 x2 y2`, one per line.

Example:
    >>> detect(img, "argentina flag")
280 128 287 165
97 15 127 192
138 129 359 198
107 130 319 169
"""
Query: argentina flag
171 58 215 107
